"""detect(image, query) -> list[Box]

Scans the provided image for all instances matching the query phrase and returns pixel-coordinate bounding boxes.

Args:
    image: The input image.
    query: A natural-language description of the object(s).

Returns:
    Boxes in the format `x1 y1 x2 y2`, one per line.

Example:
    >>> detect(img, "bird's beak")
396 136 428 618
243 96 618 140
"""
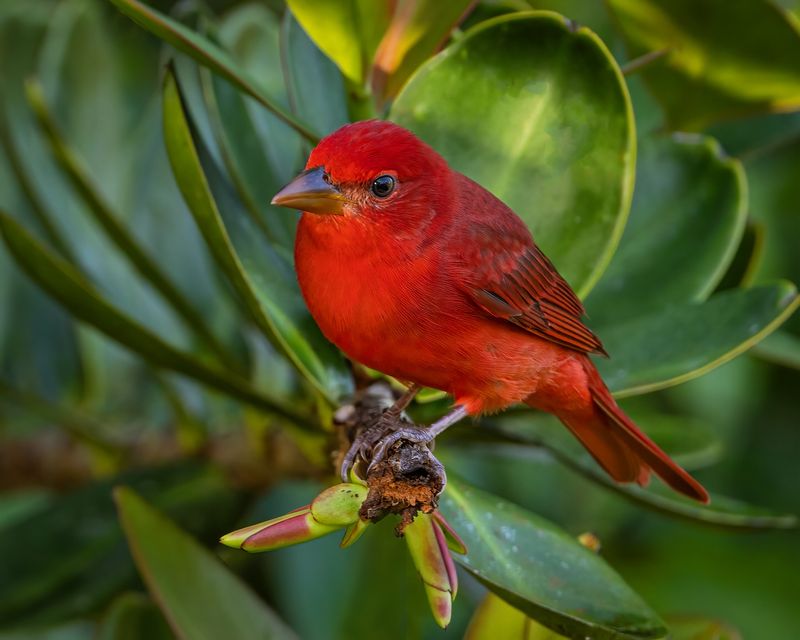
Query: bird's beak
271 166 347 215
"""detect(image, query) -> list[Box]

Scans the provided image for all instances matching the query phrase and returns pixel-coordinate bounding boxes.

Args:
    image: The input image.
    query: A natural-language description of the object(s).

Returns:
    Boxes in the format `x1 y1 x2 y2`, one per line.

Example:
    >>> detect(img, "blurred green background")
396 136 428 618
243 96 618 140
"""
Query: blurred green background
1 0 799 638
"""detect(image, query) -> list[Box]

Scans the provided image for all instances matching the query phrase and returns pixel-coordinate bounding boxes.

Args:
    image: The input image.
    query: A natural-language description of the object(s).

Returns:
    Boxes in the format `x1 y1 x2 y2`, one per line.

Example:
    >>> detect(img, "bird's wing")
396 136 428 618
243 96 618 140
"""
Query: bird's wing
461 231 606 356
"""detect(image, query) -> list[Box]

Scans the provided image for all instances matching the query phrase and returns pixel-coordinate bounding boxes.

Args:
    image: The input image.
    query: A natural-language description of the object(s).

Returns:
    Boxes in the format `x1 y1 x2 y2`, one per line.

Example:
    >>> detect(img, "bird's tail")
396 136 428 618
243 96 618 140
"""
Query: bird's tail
553 358 709 503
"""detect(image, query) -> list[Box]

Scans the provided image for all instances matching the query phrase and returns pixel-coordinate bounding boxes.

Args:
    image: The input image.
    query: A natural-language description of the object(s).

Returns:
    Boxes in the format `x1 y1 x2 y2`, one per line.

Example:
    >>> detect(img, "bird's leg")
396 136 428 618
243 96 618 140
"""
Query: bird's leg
339 383 421 481
366 405 469 474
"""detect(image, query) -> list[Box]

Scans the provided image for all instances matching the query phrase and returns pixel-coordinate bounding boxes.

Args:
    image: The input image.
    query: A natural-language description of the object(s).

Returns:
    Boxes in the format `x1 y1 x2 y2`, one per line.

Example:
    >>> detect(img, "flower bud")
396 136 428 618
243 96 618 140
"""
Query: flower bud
220 507 340 552
220 483 368 553
311 483 368 525
404 513 459 628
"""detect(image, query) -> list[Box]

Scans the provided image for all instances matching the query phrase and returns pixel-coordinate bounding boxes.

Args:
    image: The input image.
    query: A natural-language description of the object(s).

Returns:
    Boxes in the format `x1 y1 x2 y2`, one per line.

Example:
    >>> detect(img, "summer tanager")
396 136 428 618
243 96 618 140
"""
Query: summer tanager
272 120 709 503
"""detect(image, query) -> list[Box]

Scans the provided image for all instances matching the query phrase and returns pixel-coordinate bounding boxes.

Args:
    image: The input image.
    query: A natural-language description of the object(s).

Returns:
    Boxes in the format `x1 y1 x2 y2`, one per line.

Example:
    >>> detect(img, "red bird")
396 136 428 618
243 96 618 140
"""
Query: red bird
272 120 709 503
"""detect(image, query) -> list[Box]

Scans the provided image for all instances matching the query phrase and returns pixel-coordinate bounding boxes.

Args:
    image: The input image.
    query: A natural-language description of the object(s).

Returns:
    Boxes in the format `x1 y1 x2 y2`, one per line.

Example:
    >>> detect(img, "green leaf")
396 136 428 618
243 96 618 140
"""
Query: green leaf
0 212 306 424
2 0 230 410
216 4 305 186
440 476 667 639
391 11 635 296
24 79 240 374
0 490 52 534
0 464 241 628
0 4 88 400
162 66 352 405
487 412 797 530
520 0 619 45
107 0 319 142
707 111 800 158
280 11 349 137
606 0 800 131
744 130 800 294
286 0 392 86
372 0 475 102
491 409 721 472
596 283 800 397
96 593 173 640
609 482 797 531
587 134 747 324
200 68 296 251
115 488 297 640
752 330 800 370
715 221 764 291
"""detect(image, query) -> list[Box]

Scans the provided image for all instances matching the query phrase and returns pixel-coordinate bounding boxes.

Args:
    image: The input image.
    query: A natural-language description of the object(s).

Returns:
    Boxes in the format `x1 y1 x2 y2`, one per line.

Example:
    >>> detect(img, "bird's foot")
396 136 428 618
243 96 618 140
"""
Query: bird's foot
366 426 433 475
339 407 434 482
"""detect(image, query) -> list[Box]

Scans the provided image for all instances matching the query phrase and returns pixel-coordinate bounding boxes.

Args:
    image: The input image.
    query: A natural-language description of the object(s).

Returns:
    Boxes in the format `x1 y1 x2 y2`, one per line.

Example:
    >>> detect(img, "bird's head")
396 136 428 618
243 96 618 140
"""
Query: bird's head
271 120 454 232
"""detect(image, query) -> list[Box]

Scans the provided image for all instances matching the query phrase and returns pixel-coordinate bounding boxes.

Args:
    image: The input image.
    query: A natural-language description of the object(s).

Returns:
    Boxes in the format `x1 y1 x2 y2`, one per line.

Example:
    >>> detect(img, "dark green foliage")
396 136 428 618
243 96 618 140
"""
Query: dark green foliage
0 1 798 638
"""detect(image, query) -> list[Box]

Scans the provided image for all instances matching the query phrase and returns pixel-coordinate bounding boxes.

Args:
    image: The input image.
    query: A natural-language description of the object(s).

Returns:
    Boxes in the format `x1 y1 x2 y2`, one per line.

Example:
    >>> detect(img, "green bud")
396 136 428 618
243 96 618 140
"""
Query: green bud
404 513 459 628
220 506 339 552
311 483 368 526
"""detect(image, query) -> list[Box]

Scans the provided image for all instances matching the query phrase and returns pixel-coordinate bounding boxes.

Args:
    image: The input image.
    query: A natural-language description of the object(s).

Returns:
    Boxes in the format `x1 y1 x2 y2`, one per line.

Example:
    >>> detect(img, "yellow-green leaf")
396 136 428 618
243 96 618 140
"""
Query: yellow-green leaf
286 0 392 86
607 0 800 130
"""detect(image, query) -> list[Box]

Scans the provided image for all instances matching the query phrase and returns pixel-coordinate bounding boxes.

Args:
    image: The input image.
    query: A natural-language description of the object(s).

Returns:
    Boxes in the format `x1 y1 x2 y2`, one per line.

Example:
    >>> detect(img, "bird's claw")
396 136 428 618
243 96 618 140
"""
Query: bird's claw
365 426 433 475
339 408 433 481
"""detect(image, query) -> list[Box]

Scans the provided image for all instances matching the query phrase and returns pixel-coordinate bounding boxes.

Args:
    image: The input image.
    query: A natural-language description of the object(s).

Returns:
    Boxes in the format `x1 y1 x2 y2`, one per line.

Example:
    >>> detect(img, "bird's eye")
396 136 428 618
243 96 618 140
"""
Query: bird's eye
370 175 396 198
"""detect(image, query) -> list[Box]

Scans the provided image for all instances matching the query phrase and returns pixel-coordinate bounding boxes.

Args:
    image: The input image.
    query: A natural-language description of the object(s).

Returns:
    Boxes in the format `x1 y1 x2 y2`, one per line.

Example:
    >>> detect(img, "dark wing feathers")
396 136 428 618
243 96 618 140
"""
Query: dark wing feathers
465 243 607 356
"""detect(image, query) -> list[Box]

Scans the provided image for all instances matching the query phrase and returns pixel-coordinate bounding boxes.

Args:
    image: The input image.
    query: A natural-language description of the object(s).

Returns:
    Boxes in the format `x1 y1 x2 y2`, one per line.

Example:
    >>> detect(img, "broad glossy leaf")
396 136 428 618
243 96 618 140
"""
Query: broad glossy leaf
286 0 392 86
440 476 667 639
107 0 319 142
372 0 475 102
280 11 348 137
0 464 240 627
162 68 352 404
595 283 800 396
391 12 635 296
0 213 305 423
96 593 173 640
115 488 297 640
488 412 797 529
466 592 566 639
606 0 800 131
587 134 746 324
